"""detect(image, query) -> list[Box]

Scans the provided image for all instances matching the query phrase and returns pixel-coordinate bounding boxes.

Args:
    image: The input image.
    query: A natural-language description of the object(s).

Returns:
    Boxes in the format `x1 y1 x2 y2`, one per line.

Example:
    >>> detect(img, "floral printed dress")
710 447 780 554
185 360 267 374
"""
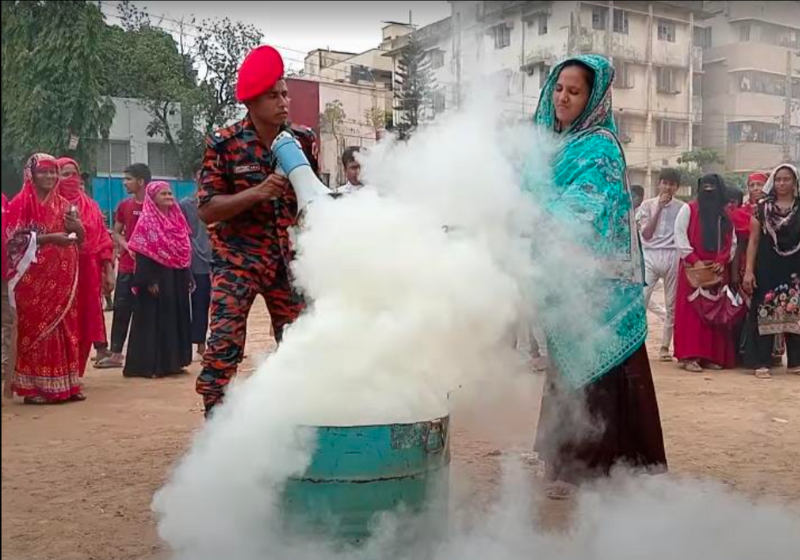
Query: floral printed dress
741 168 800 370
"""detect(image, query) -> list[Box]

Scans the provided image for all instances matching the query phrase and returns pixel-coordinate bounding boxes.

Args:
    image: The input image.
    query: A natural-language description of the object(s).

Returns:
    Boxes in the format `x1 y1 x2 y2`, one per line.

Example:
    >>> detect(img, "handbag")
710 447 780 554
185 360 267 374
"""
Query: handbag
684 261 722 288
683 218 724 288
688 285 748 327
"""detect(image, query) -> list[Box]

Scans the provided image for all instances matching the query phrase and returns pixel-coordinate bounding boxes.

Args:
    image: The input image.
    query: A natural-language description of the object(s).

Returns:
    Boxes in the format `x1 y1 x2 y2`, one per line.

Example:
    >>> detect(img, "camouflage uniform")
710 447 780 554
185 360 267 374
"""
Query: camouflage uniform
195 116 317 414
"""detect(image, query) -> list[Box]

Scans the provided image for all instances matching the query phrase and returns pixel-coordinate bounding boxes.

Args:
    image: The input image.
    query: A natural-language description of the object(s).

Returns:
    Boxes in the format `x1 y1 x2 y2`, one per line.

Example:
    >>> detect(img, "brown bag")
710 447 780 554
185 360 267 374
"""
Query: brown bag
684 217 724 289
684 261 722 288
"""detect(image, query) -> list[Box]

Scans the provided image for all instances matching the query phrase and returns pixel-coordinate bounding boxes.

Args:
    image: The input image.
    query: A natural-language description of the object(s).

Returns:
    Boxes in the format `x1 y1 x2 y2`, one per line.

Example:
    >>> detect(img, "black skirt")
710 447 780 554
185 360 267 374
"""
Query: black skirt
123 255 192 378
534 343 668 484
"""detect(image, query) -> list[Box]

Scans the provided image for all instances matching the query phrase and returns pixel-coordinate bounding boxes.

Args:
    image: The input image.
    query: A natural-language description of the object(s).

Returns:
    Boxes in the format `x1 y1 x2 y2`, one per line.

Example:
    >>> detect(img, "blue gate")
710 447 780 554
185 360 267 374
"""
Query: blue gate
91 177 197 224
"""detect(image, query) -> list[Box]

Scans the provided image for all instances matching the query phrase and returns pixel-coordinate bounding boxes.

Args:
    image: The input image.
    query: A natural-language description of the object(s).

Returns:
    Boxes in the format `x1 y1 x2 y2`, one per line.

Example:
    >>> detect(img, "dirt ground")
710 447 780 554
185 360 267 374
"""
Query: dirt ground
2 298 799 560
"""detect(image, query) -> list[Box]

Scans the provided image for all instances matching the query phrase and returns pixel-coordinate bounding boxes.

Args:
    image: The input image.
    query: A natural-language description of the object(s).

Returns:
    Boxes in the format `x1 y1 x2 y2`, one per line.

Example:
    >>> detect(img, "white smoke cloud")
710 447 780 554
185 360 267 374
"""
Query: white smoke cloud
152 97 800 560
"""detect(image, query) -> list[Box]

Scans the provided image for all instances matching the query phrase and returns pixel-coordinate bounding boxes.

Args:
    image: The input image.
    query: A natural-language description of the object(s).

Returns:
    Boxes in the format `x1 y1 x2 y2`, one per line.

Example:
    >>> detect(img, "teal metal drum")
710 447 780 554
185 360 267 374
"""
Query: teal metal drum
282 415 450 545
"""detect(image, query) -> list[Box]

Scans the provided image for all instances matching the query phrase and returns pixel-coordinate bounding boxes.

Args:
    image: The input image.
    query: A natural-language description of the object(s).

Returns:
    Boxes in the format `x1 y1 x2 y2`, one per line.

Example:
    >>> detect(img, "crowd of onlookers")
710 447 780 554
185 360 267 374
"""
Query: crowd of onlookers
633 165 799 378
1 159 210 405
0 135 369 407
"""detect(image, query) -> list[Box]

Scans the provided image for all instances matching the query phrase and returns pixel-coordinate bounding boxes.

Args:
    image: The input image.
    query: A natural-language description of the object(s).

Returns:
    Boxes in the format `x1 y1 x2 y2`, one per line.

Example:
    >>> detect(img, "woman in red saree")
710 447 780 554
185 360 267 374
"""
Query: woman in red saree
673 174 738 372
56 157 115 375
6 154 86 404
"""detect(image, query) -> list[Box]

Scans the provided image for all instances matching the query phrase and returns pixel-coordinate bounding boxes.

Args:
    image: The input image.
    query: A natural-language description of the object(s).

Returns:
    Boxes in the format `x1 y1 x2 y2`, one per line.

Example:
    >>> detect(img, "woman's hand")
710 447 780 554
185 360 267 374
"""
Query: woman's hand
148 284 160 297
710 262 724 275
64 214 85 241
102 270 115 295
742 271 757 295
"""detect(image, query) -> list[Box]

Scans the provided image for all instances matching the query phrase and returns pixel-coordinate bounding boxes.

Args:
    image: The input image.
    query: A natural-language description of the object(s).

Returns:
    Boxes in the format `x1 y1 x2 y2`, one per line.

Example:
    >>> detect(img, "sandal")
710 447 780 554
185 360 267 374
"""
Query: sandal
704 362 723 371
545 480 576 501
754 368 772 380
95 357 124 369
93 349 112 363
658 348 673 362
787 367 800 376
70 393 87 402
682 361 703 373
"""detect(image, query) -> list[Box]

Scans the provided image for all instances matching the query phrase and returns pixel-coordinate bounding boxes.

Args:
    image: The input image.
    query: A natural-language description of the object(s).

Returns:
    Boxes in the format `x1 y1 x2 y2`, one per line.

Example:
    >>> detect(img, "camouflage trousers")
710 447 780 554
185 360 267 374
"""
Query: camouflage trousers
196 262 304 414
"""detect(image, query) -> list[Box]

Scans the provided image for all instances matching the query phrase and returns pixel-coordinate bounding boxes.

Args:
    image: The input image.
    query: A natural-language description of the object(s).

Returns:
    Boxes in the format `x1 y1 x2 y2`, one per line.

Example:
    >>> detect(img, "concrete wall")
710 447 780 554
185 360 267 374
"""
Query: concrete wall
726 142 785 173
101 97 182 176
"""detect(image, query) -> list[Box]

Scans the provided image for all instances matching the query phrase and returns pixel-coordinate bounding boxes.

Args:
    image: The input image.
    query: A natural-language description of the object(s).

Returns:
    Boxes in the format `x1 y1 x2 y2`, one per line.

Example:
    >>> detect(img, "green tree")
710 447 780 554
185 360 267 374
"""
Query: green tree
393 33 435 139
101 2 201 179
320 100 347 184
99 3 262 178
2 0 115 193
194 17 263 134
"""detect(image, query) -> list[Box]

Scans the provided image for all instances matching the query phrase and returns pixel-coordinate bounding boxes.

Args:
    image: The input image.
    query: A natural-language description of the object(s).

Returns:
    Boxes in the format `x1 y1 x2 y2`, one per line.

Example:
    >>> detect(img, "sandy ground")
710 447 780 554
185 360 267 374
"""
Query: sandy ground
2 293 799 560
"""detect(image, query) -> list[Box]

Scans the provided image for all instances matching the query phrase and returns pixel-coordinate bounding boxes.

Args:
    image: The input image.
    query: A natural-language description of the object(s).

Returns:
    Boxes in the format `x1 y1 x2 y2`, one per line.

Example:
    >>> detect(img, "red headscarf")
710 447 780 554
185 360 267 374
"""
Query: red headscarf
8 154 62 232
128 181 191 269
56 157 113 260
748 172 769 185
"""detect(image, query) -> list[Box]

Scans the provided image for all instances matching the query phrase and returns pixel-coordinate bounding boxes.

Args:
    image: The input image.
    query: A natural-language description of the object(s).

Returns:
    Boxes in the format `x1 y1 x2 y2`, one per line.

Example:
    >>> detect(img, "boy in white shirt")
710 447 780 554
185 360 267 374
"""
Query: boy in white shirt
636 168 684 362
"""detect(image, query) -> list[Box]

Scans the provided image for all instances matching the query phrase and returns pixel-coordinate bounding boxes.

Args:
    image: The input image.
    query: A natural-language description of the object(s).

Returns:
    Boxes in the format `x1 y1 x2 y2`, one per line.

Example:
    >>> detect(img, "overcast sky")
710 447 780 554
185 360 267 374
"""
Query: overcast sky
104 1 451 69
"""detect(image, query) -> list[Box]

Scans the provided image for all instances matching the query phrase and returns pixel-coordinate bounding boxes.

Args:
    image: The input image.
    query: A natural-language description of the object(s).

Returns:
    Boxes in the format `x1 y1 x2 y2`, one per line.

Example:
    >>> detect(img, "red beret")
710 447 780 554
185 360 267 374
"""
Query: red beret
236 45 285 103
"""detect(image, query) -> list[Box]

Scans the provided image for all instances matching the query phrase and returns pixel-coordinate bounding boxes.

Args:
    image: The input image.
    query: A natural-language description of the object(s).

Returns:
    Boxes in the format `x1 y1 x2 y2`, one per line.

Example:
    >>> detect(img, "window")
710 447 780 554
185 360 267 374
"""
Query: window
430 49 445 70
694 26 712 48
657 20 676 42
147 143 180 178
739 23 751 42
613 60 634 89
728 122 780 144
433 90 446 114
95 140 130 175
656 67 680 94
538 15 548 35
540 64 551 90
656 120 680 147
613 10 629 35
492 25 511 49
592 6 608 31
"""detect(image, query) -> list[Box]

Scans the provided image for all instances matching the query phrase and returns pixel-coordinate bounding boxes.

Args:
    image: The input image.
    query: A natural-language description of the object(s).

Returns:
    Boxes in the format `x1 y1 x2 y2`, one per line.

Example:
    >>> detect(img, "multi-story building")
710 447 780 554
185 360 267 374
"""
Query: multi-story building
383 17 455 126
297 25 406 185
700 1 800 173
447 1 708 192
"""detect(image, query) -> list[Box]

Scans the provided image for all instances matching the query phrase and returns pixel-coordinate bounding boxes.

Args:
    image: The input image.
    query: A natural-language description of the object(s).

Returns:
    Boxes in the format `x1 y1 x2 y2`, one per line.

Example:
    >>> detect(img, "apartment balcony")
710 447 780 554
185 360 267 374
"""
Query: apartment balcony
576 30 692 68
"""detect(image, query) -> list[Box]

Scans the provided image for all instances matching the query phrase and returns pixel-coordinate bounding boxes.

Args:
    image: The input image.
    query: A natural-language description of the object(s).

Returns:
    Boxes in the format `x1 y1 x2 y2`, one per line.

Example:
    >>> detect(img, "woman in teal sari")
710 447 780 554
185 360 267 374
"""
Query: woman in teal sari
526 55 667 499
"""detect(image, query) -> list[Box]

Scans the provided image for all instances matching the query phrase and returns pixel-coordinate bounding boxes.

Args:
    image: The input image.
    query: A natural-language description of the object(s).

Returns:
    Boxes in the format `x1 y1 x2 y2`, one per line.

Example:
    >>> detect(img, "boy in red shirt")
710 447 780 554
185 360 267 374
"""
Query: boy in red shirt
96 164 151 368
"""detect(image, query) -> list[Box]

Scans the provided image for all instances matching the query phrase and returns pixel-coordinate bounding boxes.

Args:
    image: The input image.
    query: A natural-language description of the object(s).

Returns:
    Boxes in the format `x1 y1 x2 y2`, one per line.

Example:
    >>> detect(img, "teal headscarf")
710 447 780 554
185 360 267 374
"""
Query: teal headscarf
524 54 647 389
